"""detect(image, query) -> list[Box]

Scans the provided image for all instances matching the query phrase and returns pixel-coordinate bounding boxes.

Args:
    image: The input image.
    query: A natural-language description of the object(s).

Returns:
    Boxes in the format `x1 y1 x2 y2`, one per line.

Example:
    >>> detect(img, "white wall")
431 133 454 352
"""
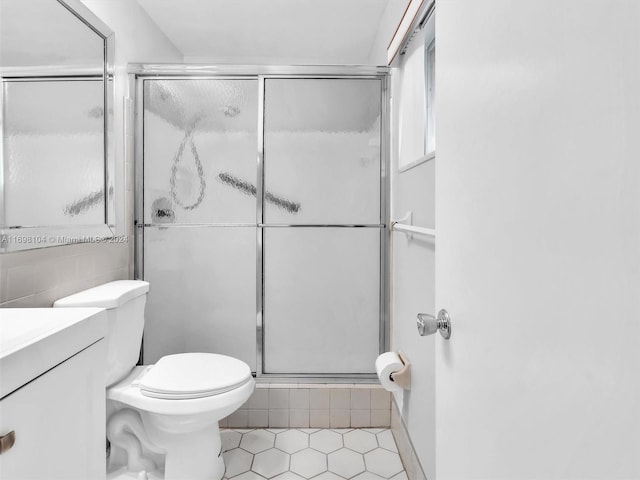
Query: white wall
390 154 436 480
81 0 183 64
436 0 640 478
137 0 389 66
389 27 436 480
380 1 437 475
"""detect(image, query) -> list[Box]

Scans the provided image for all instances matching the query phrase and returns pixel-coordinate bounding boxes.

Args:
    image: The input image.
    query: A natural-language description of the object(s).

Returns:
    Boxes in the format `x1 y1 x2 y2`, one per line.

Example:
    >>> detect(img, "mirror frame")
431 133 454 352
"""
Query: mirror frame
0 0 115 252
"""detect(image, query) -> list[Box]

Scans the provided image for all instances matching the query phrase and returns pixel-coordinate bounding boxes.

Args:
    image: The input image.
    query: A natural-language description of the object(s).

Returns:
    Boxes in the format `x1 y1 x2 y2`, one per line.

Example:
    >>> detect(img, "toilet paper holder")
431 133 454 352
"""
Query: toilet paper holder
389 352 411 390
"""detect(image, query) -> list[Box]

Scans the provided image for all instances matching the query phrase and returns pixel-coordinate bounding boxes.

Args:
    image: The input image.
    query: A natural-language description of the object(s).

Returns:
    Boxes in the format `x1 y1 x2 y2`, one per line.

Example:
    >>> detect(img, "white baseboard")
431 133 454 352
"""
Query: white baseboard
390 398 427 480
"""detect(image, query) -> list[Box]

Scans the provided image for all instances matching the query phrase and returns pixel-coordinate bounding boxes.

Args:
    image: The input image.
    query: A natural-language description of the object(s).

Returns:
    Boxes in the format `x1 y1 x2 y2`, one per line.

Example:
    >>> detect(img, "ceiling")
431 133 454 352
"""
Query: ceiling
136 0 390 65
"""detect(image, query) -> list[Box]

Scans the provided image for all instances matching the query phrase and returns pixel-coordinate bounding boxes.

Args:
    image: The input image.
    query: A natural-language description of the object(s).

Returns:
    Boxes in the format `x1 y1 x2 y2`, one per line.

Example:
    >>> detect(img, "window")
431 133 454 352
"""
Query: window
425 38 436 155
397 12 435 172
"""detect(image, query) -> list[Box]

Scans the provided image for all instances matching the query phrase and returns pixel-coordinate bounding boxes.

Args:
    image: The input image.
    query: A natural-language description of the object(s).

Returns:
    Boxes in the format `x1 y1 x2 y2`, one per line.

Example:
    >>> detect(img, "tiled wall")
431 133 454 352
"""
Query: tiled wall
221 384 392 429
0 242 130 307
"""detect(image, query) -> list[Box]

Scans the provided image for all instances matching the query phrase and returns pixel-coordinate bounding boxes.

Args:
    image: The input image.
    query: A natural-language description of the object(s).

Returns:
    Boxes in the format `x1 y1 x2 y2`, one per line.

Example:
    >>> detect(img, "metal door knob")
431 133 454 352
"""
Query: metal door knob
417 309 452 339
0 431 15 455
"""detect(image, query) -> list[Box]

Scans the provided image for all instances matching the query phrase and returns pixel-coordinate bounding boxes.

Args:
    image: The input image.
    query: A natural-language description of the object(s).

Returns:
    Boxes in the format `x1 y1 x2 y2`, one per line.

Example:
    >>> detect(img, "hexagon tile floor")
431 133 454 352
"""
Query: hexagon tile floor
222 428 406 480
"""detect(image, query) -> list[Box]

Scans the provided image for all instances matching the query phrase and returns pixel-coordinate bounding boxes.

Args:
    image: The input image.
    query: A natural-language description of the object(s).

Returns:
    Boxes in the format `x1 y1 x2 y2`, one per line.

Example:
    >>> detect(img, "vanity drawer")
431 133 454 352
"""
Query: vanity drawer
0 340 106 480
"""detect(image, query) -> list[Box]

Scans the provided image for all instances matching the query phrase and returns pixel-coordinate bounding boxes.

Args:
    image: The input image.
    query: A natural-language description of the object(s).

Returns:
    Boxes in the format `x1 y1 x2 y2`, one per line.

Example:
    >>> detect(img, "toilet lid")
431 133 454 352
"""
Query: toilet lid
139 353 252 400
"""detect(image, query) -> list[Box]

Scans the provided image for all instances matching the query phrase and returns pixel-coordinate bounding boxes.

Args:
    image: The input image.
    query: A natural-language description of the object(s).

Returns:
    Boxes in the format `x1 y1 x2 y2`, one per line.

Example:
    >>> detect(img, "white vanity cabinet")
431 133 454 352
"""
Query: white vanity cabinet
0 308 107 480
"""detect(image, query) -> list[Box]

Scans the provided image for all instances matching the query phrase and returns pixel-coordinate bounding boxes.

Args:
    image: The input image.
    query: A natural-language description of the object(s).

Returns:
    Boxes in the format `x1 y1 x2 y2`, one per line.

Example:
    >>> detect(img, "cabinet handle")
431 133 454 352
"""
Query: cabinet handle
0 431 15 454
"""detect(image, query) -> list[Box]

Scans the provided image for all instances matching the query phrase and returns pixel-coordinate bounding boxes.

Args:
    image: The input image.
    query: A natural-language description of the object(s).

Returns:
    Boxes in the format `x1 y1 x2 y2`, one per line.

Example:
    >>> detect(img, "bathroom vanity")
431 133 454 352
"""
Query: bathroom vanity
0 308 107 479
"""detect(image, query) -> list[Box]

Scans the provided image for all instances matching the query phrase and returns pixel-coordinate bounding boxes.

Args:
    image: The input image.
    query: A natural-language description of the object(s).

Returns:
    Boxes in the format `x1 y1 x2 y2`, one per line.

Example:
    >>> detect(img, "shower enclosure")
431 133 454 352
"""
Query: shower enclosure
134 66 388 379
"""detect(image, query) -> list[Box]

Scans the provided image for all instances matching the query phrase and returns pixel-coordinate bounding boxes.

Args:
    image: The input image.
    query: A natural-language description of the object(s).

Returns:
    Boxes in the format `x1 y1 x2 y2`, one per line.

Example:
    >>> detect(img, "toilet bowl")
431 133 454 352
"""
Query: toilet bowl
54 280 255 480
107 354 254 480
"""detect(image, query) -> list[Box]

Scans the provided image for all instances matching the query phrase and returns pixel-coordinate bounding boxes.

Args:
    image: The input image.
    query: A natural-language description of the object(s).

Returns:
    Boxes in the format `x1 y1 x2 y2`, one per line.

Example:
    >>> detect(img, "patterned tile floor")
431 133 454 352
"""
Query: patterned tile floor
222 428 406 480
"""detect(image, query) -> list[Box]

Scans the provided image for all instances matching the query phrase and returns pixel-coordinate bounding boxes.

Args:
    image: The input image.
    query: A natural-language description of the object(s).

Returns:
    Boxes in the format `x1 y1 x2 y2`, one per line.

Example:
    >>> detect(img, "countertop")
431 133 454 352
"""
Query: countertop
0 308 107 399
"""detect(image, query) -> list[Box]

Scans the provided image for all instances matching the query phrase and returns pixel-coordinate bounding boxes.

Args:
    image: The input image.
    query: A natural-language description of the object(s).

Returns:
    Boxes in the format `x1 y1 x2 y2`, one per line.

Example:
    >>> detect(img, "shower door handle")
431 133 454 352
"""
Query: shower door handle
417 309 452 339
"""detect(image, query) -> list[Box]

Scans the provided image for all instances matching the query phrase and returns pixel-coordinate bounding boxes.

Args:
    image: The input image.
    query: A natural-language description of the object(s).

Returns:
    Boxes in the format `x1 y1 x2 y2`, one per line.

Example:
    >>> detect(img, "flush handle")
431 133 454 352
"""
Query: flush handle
417 309 452 339
0 431 15 455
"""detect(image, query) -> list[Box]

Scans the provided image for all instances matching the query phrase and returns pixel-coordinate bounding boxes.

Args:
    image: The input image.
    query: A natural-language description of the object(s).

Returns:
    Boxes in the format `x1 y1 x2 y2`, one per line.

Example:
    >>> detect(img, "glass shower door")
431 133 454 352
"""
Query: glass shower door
139 75 386 376
262 78 383 374
142 79 258 369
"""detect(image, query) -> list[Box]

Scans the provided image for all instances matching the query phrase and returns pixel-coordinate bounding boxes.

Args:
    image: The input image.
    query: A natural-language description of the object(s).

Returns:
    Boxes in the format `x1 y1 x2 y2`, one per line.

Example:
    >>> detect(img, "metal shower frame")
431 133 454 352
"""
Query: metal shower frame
131 64 390 383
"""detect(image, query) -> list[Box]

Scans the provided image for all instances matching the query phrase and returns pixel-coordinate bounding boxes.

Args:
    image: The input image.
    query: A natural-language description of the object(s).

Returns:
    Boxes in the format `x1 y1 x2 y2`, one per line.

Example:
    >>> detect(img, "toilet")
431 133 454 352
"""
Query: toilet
54 280 254 480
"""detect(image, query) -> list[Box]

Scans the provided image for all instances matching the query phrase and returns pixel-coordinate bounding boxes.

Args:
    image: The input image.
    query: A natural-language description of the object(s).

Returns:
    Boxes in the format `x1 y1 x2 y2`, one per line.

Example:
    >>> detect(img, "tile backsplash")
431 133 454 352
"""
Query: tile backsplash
0 242 130 307
221 384 391 429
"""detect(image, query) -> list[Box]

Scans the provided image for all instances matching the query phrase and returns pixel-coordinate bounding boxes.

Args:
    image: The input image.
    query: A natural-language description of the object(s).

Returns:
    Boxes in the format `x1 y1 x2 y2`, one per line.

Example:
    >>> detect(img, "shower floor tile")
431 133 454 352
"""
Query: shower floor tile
223 428 405 480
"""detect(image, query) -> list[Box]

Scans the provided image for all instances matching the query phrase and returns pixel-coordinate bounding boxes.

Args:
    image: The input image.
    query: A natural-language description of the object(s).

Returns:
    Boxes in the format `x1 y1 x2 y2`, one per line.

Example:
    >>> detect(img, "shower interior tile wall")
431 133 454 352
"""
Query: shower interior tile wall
221 386 392 429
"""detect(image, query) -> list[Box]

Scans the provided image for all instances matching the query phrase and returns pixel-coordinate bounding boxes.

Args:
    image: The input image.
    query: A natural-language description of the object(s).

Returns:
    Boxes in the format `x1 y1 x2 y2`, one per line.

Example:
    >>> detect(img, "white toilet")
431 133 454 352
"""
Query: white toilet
54 280 255 480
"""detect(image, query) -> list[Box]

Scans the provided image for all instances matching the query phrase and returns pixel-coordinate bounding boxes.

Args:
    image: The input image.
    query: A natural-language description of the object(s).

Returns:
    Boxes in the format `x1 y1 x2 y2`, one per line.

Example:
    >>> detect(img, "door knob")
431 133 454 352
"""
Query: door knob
0 431 15 455
417 309 452 339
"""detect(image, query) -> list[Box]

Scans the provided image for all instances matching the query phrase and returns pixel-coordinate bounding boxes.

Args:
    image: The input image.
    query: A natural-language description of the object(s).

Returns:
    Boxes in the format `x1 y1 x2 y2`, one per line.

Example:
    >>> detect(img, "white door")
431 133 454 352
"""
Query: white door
436 1 640 478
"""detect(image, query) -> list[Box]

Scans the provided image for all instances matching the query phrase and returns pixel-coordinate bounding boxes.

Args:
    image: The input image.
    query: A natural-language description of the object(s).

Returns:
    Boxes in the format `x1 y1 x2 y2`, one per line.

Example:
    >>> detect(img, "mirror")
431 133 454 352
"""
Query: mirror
0 0 114 251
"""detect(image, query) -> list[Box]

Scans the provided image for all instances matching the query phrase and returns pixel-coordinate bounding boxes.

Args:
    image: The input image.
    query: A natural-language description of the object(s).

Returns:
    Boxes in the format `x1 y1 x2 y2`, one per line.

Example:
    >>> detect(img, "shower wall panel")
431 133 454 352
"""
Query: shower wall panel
263 228 380 374
262 78 383 375
143 80 258 225
143 226 257 368
263 79 381 225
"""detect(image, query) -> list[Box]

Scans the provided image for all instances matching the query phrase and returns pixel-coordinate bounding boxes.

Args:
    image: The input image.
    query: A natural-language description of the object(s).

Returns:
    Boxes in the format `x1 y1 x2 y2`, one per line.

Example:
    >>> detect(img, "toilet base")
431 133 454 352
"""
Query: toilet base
107 407 224 480
107 466 163 480
106 365 254 480
160 424 223 480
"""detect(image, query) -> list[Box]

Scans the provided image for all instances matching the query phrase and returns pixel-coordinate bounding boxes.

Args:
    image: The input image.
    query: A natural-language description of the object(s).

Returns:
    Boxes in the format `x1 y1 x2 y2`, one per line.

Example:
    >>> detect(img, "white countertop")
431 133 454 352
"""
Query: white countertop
0 308 107 399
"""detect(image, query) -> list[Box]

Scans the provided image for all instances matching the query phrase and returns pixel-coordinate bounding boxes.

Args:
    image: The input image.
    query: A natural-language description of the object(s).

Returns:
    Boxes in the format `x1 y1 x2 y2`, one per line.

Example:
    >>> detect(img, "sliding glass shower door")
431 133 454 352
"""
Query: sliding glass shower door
142 79 259 369
262 79 382 374
139 74 385 377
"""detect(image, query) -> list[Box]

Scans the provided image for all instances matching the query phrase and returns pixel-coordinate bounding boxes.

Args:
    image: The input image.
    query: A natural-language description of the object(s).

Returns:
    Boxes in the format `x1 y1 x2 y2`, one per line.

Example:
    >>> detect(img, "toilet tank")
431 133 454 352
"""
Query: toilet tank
54 280 150 387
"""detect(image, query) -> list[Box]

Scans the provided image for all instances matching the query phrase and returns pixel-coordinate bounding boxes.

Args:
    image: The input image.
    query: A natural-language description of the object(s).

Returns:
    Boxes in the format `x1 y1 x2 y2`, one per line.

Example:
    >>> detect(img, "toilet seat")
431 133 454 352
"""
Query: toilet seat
139 353 252 400
107 359 255 417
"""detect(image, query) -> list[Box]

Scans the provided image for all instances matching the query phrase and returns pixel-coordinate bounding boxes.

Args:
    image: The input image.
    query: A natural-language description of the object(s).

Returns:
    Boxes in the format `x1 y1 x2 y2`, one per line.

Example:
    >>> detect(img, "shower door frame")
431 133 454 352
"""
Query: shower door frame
132 64 390 382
